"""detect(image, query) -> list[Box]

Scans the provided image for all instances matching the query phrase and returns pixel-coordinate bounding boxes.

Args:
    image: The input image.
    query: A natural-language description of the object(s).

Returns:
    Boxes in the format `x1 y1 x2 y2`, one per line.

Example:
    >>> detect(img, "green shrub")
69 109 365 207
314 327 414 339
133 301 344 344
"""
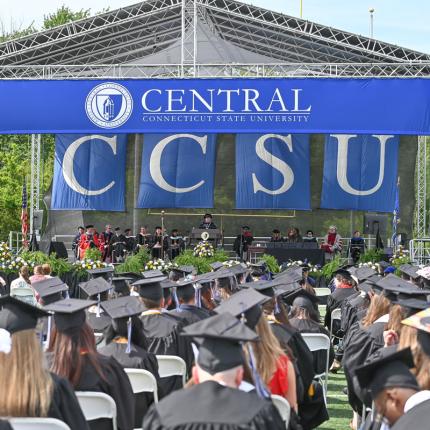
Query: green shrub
260 254 280 273
173 249 229 274
115 247 151 274
84 247 102 261
359 248 384 264
321 256 343 280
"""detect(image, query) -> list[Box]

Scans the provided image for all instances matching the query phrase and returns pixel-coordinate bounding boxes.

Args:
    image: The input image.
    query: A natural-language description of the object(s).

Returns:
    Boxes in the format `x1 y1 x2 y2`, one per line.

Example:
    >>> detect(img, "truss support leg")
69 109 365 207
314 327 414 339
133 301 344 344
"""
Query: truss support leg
181 0 197 77
30 134 41 236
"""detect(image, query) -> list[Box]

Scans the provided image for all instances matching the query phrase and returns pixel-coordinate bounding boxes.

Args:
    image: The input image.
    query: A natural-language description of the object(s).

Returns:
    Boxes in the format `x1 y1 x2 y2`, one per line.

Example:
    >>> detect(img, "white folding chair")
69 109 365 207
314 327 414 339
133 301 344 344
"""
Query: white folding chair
156 355 187 387
75 391 117 430
9 418 71 430
330 308 342 341
125 368 159 402
315 288 331 317
271 395 291 429
301 333 331 404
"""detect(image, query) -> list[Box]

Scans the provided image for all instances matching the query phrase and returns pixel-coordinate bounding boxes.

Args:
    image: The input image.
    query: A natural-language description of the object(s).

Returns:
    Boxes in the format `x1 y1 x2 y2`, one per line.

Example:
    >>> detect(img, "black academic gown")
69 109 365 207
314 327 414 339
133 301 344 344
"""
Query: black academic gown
99 342 163 428
343 320 386 412
168 304 211 326
391 398 430 430
289 318 335 375
324 286 356 330
86 309 112 333
269 320 328 429
75 354 135 430
340 292 367 335
142 381 285 430
140 312 194 396
0 422 12 430
48 372 90 430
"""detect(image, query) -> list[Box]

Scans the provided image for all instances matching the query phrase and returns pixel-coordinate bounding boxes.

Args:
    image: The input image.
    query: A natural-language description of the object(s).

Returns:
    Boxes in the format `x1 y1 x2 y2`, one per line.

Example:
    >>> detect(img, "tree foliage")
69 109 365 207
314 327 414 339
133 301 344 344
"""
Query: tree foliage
43 6 91 30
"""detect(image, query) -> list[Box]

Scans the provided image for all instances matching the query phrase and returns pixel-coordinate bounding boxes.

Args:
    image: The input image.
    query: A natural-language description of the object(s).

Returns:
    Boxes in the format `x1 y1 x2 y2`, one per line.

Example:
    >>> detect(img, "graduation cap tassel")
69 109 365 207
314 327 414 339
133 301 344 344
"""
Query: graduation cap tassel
46 316 52 350
196 287 201 308
173 287 180 311
65 290 70 299
96 293 101 318
274 298 280 315
126 317 132 354
246 343 270 399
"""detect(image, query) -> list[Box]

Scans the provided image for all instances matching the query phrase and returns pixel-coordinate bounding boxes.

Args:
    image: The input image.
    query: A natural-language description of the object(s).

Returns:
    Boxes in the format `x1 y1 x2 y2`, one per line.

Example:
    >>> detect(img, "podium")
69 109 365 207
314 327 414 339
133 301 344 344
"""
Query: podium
190 228 223 247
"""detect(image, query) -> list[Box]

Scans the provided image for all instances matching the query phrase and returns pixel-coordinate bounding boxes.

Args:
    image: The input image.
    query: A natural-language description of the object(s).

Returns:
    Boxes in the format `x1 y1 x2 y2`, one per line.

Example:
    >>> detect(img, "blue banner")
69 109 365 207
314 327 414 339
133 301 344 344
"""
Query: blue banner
320 134 399 212
52 134 127 211
137 134 217 208
236 134 310 209
1 79 430 134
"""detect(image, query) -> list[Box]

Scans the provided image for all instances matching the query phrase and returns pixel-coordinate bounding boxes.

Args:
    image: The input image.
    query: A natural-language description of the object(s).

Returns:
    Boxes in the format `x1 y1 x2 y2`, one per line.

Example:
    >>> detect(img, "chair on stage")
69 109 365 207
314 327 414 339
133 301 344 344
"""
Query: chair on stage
301 333 331 404
124 368 159 403
271 395 291 429
75 391 117 430
156 355 187 387
315 287 331 316
9 418 71 430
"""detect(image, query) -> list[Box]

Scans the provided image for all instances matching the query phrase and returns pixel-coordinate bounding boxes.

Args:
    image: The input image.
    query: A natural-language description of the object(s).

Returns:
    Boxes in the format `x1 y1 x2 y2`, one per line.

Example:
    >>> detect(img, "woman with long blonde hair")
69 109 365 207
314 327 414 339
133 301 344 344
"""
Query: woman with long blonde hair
0 296 88 428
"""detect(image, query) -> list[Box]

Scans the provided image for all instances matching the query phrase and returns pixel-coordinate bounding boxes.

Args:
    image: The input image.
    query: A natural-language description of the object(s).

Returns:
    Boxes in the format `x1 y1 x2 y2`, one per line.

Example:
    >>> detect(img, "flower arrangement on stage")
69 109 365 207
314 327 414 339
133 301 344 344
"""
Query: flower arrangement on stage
284 259 322 275
0 242 26 272
73 258 110 272
390 246 410 270
358 261 378 270
144 258 172 273
193 241 214 258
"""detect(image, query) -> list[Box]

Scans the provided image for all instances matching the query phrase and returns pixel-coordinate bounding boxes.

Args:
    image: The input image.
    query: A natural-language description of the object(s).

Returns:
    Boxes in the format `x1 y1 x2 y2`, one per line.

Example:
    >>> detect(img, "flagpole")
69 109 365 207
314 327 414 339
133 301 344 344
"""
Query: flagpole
300 0 303 18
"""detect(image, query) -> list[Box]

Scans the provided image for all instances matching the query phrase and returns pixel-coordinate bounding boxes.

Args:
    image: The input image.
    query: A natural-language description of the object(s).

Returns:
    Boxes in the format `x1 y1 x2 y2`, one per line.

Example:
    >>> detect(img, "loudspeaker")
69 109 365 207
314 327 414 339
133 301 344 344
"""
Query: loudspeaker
48 241 68 259
33 210 44 231
363 213 387 235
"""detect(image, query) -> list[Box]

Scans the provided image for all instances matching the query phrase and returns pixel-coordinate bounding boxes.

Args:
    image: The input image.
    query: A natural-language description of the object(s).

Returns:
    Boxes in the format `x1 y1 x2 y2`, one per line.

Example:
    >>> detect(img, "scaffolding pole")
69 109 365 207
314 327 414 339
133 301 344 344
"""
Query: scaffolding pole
181 0 198 77
29 134 41 235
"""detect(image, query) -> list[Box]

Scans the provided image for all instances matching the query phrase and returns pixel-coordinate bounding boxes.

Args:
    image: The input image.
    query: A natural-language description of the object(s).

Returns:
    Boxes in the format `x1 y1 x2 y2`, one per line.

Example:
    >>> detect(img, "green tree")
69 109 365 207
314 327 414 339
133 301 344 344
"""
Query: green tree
43 6 91 29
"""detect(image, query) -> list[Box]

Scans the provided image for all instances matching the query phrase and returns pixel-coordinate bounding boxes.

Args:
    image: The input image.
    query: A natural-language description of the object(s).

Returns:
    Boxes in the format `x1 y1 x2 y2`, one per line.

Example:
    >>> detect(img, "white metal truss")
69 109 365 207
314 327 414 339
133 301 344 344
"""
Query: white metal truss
29 134 41 235
181 0 198 76
1 62 430 79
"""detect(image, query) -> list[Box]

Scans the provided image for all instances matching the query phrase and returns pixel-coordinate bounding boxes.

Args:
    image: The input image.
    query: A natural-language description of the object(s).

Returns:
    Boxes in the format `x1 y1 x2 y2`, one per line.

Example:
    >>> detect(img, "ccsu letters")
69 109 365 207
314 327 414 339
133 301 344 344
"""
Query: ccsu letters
52 133 399 213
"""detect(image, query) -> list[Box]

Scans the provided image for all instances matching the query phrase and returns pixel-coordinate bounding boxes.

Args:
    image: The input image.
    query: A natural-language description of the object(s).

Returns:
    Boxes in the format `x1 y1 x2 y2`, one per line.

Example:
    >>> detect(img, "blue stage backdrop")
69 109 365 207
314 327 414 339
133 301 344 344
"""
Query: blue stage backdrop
137 134 217 208
321 134 399 212
52 134 127 211
236 134 310 209
1 78 430 134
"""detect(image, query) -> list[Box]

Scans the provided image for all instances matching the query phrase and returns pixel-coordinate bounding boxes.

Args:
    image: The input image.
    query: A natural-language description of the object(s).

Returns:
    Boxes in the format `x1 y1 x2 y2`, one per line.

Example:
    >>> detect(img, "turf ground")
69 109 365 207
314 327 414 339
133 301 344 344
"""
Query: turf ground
317 370 351 430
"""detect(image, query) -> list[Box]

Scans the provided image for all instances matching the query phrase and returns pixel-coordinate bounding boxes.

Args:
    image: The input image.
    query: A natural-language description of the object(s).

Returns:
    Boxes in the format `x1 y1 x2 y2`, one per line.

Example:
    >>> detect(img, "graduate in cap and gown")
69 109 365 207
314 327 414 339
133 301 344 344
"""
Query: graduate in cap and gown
0 296 89 430
45 298 135 430
168 278 211 325
99 296 163 427
143 312 286 430
355 347 428 430
133 276 194 395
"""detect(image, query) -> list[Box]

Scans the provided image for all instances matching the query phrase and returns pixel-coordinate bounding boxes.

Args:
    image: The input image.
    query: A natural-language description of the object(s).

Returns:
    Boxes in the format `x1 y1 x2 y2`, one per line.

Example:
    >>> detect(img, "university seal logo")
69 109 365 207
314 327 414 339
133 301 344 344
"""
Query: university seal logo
85 82 133 129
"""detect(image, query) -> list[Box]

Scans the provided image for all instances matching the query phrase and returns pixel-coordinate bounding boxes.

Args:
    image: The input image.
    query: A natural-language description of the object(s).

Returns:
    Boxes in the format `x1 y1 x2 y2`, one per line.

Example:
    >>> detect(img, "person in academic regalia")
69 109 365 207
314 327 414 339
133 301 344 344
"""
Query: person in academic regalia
99 296 163 428
233 225 253 260
100 225 113 261
349 230 366 263
134 226 151 253
0 296 89 430
320 225 342 261
198 213 217 230
355 347 428 430
79 225 101 260
270 229 284 242
123 229 134 254
168 279 211 325
80 277 113 337
150 226 168 259
72 226 85 259
143 313 286 430
110 228 127 263
167 229 185 260
46 298 135 430
133 276 194 396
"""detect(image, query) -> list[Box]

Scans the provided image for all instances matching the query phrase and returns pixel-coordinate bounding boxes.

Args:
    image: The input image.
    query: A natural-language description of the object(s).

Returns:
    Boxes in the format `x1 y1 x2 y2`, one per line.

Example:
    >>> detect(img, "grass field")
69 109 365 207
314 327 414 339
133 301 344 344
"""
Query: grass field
317 370 352 430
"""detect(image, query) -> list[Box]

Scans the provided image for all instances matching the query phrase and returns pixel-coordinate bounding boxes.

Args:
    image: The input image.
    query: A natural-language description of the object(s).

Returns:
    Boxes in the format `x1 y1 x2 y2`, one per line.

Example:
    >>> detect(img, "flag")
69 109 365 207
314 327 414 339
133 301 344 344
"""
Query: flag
21 183 29 248
392 177 400 249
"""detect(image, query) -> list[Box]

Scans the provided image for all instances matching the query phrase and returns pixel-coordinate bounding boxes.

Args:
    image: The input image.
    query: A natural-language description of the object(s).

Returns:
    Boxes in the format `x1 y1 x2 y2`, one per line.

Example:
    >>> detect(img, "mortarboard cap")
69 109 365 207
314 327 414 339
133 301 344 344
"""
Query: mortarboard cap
0 295 48 334
399 264 419 279
203 213 212 218
334 269 354 282
395 297 429 316
44 298 96 333
85 225 94 229
274 267 303 284
142 269 165 279
209 262 224 271
355 348 418 399
376 274 422 296
132 276 166 302
101 296 144 320
354 267 377 282
86 266 114 280
357 281 374 294
283 288 319 306
378 261 390 270
245 280 276 298
111 277 133 295
79 277 111 298
32 277 69 304
215 288 269 329
181 313 258 374
402 308 430 356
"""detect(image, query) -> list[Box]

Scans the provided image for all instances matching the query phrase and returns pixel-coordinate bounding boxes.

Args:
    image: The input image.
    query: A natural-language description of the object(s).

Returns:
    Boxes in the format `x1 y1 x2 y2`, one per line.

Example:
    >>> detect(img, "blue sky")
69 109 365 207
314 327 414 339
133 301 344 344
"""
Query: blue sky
0 0 428 53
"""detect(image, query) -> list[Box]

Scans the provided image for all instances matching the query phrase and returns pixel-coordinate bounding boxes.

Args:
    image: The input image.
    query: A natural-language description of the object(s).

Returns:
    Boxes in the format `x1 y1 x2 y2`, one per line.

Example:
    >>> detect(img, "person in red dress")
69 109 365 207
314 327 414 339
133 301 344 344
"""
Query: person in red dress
78 225 100 260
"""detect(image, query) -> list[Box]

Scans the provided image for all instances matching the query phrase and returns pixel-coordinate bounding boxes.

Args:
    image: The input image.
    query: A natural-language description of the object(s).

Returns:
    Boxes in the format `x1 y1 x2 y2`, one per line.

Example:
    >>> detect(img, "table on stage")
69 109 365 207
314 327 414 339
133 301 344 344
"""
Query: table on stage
248 244 325 266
